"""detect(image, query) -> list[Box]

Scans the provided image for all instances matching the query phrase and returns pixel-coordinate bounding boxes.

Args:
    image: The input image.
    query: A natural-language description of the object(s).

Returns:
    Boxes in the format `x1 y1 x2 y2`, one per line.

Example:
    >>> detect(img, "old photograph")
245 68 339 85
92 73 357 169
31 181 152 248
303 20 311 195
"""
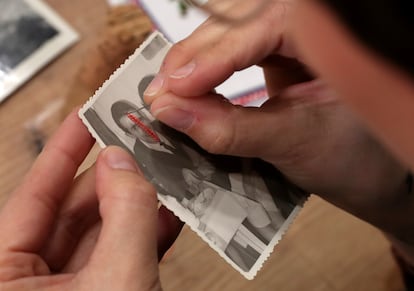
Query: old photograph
0 0 78 102
0 0 57 70
80 31 307 279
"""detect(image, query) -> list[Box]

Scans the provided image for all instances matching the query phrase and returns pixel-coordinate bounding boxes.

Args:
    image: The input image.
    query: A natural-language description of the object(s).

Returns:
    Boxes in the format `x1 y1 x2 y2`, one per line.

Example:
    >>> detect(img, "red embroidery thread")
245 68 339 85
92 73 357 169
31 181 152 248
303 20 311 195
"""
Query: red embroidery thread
127 113 161 143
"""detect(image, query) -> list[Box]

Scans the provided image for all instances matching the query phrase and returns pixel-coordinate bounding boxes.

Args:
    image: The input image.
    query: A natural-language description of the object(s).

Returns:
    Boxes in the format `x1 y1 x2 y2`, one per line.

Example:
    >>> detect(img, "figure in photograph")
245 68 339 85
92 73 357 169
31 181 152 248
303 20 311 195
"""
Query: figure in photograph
181 167 286 271
127 74 232 199
111 99 197 200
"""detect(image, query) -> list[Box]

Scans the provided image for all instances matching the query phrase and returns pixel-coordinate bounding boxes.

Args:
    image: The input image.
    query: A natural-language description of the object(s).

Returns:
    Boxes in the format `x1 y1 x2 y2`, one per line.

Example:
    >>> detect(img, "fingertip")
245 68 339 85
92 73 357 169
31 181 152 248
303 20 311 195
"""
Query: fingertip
96 147 155 207
169 60 196 79
152 105 196 132
143 74 165 98
150 92 243 155
100 146 141 173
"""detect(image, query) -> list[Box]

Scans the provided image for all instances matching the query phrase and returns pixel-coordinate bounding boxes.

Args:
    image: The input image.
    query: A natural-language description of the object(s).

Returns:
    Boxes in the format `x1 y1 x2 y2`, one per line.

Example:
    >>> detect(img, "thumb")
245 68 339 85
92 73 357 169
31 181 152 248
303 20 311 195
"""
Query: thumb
85 146 160 290
144 2 291 102
150 92 303 162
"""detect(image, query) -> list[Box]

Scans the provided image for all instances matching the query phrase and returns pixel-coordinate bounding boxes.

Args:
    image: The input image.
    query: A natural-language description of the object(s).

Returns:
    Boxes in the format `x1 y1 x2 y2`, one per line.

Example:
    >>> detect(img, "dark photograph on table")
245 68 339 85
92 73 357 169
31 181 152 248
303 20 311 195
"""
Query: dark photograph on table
0 0 78 102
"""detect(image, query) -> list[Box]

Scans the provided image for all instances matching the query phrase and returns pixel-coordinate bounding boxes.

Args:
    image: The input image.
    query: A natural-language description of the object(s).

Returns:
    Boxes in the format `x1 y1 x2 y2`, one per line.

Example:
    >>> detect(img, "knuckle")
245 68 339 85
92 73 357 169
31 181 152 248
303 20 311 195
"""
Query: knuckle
197 120 237 156
207 41 236 69
166 40 192 63
108 174 157 206
171 40 188 54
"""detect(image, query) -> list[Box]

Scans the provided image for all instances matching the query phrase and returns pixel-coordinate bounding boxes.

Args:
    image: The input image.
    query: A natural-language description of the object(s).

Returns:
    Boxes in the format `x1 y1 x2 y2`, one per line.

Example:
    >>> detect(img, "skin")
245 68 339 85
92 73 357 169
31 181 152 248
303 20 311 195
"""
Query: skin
291 0 414 169
145 0 414 260
290 0 414 265
0 110 182 290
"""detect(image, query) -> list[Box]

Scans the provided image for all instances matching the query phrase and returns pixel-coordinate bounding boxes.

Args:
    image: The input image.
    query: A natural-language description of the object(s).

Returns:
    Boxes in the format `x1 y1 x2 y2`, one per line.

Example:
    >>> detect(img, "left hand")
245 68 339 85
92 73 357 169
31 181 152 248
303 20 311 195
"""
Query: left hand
0 110 182 290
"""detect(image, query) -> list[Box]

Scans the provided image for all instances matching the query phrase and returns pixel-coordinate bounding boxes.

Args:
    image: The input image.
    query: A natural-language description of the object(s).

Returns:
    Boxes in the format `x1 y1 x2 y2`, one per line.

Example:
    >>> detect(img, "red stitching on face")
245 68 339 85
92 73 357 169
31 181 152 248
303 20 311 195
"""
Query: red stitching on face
127 113 161 143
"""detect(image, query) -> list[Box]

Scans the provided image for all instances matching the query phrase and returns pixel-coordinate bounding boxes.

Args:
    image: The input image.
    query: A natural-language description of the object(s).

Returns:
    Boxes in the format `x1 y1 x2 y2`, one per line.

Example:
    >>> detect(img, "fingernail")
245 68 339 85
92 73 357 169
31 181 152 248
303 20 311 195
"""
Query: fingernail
104 147 139 172
153 106 195 131
170 61 196 79
144 74 164 97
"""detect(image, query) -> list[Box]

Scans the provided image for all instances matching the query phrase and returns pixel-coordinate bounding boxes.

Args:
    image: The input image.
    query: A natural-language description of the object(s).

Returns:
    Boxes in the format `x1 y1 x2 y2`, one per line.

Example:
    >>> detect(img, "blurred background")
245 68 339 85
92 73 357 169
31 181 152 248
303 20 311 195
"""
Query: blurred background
0 0 405 290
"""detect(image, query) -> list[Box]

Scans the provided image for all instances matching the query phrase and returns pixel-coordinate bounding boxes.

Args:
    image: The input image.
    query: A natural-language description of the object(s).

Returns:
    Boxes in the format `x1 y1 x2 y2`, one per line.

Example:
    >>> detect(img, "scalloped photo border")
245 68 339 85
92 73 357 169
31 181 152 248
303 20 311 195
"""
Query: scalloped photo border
79 31 305 280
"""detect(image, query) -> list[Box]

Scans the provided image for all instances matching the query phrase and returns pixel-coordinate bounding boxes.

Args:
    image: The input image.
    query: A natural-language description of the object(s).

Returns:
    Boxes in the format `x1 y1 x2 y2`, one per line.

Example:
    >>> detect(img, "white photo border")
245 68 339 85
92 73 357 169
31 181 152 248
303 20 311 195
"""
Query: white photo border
0 0 79 103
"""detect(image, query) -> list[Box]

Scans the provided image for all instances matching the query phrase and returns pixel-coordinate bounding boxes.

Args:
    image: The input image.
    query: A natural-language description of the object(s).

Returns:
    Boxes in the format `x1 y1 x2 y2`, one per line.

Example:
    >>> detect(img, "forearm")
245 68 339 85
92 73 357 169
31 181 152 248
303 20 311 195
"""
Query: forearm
326 170 414 243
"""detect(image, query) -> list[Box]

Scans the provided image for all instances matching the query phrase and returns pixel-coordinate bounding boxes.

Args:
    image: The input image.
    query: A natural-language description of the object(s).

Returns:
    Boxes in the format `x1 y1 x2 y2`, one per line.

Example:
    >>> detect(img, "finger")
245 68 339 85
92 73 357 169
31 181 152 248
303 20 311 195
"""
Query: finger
63 222 101 273
40 165 100 272
0 109 94 252
150 92 307 162
261 54 312 97
144 2 291 102
62 206 183 273
44 179 182 272
157 206 183 260
159 17 230 72
86 146 160 288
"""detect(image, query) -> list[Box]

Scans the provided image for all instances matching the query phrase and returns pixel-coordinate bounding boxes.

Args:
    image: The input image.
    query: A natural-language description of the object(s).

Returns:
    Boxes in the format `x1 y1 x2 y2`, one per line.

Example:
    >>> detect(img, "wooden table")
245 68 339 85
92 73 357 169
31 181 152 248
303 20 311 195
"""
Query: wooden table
0 1 404 290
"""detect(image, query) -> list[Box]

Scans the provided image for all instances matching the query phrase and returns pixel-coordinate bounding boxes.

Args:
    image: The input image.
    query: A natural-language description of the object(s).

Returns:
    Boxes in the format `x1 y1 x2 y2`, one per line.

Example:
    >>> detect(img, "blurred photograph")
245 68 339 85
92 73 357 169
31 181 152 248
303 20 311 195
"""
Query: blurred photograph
0 0 78 102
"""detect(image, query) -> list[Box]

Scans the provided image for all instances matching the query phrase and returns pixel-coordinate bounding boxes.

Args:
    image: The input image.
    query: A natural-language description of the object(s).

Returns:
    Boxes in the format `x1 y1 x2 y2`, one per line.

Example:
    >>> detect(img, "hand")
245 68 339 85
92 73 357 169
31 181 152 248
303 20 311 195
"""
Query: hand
144 3 414 241
0 110 182 290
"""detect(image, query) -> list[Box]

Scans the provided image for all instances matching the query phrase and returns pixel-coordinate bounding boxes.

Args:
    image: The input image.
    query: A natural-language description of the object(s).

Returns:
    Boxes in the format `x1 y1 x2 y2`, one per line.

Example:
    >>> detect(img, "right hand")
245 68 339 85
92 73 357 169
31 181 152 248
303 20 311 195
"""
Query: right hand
144 2 414 241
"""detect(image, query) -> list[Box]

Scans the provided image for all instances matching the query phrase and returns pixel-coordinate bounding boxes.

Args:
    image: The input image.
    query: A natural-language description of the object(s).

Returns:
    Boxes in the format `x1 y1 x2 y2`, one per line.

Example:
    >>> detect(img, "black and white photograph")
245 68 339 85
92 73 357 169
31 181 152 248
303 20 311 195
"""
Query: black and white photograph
0 0 78 102
79 31 307 279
